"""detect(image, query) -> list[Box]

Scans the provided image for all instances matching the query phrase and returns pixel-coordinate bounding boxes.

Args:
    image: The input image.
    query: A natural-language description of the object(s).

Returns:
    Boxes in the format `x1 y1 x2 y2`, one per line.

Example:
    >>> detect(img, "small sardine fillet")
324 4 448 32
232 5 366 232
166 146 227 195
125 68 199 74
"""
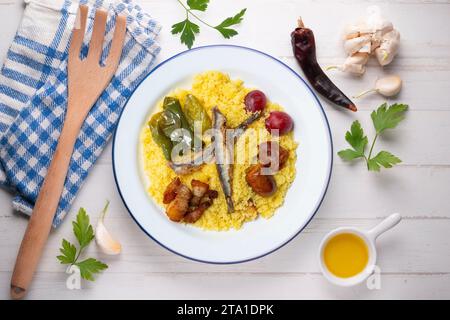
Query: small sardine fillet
212 107 234 213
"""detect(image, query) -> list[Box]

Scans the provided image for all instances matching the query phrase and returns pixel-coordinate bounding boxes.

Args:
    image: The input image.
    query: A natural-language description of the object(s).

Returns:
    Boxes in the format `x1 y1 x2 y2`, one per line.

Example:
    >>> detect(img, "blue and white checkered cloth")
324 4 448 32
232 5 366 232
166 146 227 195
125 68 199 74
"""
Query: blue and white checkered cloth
0 0 160 227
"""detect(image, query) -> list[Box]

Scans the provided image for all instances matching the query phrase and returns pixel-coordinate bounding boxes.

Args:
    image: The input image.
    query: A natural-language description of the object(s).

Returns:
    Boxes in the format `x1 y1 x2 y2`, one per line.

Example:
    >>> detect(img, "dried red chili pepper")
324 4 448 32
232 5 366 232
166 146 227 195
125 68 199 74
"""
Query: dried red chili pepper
291 19 357 112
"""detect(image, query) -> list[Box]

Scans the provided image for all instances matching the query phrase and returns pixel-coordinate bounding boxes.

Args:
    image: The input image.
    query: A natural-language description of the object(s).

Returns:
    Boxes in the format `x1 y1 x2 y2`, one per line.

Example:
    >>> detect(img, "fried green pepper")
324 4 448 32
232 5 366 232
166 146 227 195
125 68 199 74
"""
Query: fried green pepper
184 94 212 133
163 96 201 151
159 109 181 139
163 97 192 131
148 112 173 160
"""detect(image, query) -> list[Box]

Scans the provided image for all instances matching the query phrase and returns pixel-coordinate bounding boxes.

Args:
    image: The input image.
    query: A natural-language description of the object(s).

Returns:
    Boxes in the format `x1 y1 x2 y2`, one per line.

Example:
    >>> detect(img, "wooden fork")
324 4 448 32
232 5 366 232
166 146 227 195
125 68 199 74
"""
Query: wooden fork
10 5 126 299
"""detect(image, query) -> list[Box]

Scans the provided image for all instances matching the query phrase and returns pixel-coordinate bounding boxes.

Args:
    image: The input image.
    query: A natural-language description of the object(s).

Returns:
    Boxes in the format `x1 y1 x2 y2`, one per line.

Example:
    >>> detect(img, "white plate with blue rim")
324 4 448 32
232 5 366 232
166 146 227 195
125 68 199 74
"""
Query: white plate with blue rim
113 45 332 264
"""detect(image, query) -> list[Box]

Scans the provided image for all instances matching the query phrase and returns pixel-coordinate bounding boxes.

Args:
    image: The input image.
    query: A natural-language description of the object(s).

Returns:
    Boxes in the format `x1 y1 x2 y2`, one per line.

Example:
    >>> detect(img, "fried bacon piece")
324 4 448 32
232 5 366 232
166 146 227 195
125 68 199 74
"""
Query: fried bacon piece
163 178 218 223
184 189 219 224
166 184 192 222
163 177 182 204
183 206 206 224
190 179 209 207
206 189 219 200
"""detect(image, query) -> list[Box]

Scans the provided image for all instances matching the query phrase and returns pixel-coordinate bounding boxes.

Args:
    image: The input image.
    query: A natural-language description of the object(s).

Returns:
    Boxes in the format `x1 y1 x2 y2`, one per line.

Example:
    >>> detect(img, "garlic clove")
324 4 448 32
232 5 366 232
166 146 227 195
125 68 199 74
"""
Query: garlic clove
371 30 384 51
95 201 122 255
375 30 400 66
359 41 372 54
344 52 369 75
344 35 371 55
343 63 366 75
344 31 360 41
354 75 402 98
343 22 366 40
375 49 389 66
347 52 370 65
375 75 402 97
326 52 369 75
378 21 394 36
96 221 122 255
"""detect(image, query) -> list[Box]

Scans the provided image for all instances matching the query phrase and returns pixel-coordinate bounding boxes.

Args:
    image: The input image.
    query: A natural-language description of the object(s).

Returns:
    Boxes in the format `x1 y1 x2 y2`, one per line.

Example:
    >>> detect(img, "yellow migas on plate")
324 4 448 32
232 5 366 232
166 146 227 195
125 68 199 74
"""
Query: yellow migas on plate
113 45 333 263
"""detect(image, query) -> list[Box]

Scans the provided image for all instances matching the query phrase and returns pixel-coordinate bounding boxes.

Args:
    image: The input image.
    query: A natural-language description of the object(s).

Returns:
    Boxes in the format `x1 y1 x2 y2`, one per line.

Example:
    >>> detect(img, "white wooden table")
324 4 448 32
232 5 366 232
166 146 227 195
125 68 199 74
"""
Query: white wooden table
1 0 449 300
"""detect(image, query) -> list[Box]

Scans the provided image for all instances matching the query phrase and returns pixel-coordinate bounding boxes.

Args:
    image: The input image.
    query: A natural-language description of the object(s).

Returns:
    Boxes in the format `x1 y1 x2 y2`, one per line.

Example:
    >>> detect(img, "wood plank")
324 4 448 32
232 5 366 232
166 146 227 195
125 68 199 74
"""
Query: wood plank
138 0 450 59
281 57 450 111
327 110 450 165
0 272 449 299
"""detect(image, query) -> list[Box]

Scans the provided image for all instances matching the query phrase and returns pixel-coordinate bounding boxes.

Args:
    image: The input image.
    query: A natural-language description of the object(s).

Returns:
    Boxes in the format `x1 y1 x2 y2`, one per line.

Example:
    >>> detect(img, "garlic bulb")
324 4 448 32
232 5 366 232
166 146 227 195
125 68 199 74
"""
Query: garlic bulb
334 6 400 75
95 201 122 255
354 75 403 98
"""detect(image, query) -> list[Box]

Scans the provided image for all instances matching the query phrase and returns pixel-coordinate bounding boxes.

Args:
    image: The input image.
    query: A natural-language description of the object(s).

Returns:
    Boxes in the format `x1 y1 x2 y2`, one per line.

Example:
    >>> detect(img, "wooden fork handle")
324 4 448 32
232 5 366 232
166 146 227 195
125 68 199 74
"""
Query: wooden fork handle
10 119 81 299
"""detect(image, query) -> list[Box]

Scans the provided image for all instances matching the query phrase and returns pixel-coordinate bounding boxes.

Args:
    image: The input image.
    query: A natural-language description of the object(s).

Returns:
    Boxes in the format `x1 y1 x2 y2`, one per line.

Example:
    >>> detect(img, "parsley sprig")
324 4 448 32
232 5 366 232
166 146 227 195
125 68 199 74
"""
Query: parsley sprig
57 208 107 281
172 0 246 49
338 103 408 171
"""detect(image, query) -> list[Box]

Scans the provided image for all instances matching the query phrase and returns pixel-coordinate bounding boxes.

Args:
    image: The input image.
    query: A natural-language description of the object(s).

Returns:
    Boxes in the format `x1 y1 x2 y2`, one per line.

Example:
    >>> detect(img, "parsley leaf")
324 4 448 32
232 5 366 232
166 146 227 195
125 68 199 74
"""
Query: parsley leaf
72 207 95 249
371 103 408 134
171 19 200 49
338 103 407 172
57 206 108 281
57 239 77 264
214 9 247 39
75 258 108 282
338 120 367 161
346 121 367 151
171 20 186 34
338 149 365 161
187 0 209 11
345 120 368 154
368 151 402 172
173 1 246 49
